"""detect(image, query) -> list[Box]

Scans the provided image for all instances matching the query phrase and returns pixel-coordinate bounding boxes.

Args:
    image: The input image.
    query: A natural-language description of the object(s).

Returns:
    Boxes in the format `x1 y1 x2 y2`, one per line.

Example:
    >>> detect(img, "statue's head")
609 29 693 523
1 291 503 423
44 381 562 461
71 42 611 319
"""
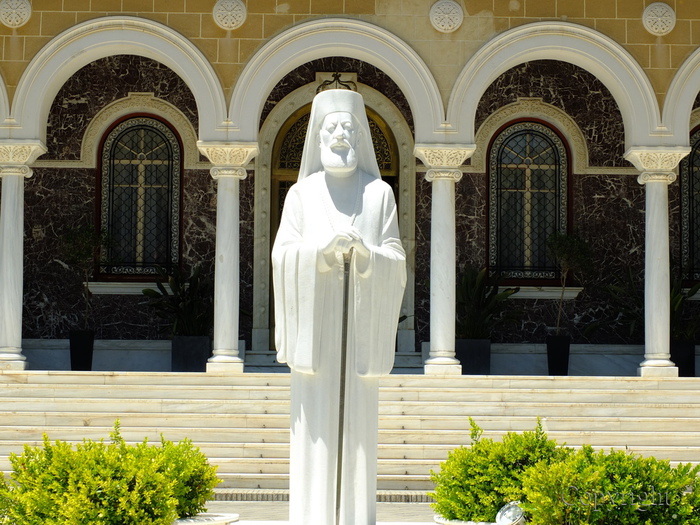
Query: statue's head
319 111 358 177
298 89 381 182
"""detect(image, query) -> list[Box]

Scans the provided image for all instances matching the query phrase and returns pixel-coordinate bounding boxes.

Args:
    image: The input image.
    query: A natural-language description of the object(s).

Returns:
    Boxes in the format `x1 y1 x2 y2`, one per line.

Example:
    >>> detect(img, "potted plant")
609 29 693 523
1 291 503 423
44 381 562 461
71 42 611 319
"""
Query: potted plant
545 232 592 375
455 266 519 374
143 265 214 372
58 224 106 371
670 276 700 377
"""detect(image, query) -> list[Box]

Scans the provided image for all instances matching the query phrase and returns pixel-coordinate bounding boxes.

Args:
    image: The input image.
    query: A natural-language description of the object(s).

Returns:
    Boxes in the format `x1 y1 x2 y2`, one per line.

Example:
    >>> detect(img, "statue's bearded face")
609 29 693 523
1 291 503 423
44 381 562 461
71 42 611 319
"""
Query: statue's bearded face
319 111 359 176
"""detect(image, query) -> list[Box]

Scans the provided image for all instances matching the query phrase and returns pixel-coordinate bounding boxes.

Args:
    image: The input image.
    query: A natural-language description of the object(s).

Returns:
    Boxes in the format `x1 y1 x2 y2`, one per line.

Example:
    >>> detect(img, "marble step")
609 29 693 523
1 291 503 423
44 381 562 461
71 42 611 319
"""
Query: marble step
5 372 700 392
214 472 433 491
5 384 700 408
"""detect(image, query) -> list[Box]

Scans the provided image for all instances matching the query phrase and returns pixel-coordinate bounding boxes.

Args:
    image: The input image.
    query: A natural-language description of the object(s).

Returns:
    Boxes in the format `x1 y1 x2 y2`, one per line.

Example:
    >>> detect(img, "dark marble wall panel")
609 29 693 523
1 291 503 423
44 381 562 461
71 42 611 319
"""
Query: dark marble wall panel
239 173 255 349
23 56 218 342
414 175 431 350
490 173 647 345
45 55 198 160
24 165 215 340
476 60 627 168
23 167 167 339
261 57 413 133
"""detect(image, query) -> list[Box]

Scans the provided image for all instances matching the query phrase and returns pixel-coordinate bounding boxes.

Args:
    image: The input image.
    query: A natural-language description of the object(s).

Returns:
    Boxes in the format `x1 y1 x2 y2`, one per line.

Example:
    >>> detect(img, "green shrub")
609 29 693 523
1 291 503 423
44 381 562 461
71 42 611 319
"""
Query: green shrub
0 422 220 525
521 445 700 525
429 418 570 522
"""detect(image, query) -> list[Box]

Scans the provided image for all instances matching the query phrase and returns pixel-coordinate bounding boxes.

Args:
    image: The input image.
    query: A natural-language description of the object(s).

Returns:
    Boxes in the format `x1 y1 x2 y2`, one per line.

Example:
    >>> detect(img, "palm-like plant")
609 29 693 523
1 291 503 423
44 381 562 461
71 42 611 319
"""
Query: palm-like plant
456 266 519 340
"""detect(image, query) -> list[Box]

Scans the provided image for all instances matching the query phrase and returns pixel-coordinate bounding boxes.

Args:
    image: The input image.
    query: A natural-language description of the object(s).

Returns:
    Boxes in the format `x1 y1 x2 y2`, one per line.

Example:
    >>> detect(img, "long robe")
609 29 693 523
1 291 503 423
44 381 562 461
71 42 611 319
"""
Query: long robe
272 170 406 525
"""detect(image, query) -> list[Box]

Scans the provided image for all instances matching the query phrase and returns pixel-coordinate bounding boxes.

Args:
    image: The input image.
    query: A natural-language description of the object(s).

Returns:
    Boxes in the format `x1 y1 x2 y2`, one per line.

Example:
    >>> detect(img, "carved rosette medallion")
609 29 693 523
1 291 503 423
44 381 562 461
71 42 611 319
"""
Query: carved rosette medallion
643 2 676 36
0 0 30 29
213 0 246 31
429 0 464 33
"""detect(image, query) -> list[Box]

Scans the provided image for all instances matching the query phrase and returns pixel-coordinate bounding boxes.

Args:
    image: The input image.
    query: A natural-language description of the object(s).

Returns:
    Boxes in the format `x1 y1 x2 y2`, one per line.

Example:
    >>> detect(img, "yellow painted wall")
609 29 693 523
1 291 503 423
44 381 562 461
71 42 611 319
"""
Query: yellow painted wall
0 1 697 107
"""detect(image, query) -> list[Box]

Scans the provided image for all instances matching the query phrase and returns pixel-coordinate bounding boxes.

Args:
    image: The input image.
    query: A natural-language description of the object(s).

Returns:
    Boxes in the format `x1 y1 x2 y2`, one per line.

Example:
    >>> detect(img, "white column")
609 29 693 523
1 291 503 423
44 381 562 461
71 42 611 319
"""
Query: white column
625 147 689 377
0 142 46 369
198 143 258 373
415 145 475 375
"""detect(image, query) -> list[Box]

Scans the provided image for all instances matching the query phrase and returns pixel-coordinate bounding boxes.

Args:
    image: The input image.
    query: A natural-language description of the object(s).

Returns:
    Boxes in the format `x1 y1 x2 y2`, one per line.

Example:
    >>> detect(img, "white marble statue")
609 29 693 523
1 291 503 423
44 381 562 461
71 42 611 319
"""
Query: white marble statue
272 88 407 525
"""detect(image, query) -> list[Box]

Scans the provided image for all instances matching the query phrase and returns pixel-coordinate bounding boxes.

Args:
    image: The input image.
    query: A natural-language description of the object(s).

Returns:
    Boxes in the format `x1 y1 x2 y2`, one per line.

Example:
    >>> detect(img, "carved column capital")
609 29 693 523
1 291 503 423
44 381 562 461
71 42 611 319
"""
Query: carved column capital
624 146 690 185
425 169 463 182
210 167 248 180
0 141 47 179
414 143 475 169
637 171 677 185
197 142 259 180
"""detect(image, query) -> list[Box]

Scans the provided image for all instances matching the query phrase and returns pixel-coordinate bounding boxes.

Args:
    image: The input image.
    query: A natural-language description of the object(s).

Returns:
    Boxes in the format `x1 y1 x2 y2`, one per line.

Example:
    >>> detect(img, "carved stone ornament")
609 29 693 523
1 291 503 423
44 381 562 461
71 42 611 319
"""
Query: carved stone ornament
213 0 246 31
425 169 463 183
198 143 259 167
210 166 247 180
414 145 475 169
0 0 31 29
0 165 32 178
643 2 676 36
430 0 464 33
637 171 677 185
0 142 47 168
624 147 689 177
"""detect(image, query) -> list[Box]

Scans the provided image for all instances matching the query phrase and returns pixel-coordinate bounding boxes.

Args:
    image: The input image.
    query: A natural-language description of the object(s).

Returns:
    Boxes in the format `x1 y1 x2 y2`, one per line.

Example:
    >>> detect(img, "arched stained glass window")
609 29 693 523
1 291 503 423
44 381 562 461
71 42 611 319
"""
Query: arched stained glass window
680 128 700 280
99 116 181 277
488 121 568 279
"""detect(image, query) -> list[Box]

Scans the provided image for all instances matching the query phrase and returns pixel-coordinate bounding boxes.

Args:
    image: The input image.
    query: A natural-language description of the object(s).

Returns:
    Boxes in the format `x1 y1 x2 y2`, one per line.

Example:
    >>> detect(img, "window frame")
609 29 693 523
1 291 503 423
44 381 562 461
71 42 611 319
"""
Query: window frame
487 119 572 284
95 114 184 282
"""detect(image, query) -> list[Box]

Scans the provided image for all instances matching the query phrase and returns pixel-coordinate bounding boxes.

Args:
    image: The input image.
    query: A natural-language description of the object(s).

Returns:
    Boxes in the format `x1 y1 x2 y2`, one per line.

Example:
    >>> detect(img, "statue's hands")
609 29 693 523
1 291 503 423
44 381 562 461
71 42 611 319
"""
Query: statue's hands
321 227 370 262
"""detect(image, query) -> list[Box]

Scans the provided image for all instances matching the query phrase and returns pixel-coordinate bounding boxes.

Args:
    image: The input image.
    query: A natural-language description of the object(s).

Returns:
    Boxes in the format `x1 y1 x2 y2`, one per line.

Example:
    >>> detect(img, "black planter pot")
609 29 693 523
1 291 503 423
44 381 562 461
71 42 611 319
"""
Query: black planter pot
172 335 212 372
455 339 491 375
69 330 94 371
545 335 570 376
671 340 696 377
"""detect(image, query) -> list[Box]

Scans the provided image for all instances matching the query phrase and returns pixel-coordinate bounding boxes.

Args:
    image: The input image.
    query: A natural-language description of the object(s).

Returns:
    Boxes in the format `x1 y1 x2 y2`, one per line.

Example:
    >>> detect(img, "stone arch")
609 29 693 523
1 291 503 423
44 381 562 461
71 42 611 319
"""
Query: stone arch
230 18 444 144
449 21 662 149
9 16 227 143
665 49 700 146
251 76 416 352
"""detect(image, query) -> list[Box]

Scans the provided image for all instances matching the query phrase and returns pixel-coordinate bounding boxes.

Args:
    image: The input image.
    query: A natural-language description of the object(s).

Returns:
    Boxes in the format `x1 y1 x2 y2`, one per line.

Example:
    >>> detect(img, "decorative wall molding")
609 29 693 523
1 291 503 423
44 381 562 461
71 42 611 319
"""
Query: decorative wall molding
643 2 676 36
33 93 206 170
465 98 639 175
429 0 464 34
213 0 246 31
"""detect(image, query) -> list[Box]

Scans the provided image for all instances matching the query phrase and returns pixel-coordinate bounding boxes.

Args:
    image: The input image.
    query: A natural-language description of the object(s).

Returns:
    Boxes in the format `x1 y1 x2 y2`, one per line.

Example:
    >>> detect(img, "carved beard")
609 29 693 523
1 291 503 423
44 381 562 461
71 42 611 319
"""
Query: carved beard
320 142 358 175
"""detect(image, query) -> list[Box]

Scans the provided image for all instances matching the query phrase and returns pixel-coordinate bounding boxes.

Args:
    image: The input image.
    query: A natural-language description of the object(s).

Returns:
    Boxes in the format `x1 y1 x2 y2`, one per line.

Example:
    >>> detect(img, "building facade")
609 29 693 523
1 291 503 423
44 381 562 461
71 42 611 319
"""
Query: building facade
0 0 699 376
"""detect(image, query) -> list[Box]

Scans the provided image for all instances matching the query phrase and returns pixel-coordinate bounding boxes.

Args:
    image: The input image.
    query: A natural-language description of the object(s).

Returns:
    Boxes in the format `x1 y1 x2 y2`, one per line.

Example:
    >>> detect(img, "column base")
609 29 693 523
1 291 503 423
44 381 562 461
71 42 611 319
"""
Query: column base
424 363 462 375
206 360 244 373
638 366 679 377
0 360 26 370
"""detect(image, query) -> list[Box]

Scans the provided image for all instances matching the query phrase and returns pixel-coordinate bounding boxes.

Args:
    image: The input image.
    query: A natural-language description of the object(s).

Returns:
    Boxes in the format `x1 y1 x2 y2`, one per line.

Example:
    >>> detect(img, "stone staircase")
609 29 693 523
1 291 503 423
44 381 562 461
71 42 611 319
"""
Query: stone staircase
1 371 699 494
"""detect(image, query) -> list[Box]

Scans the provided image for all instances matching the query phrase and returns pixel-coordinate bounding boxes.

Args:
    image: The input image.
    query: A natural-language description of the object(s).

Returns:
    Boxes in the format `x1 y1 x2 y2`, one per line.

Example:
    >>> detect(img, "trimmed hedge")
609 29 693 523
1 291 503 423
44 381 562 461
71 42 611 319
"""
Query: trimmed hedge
0 422 220 525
